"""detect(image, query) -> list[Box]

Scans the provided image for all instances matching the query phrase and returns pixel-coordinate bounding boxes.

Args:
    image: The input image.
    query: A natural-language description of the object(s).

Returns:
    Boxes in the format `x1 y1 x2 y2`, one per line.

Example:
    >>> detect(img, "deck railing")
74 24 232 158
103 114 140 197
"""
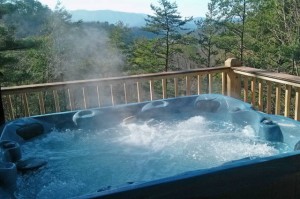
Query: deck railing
2 58 300 121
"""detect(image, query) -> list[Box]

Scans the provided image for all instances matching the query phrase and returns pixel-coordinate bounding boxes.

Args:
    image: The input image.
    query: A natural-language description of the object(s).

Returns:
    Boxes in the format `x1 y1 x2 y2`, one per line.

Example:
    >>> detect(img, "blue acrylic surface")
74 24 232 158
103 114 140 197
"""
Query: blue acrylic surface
1 94 300 199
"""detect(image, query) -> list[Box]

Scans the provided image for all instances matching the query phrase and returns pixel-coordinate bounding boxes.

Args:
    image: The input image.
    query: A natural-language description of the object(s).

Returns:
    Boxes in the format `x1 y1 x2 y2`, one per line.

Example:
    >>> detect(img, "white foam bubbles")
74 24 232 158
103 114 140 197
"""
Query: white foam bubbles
16 115 286 198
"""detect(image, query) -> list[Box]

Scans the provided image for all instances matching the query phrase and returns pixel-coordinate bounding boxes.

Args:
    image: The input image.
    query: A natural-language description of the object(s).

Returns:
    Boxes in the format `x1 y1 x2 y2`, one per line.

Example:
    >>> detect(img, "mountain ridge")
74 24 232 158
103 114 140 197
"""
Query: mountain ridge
70 10 202 28
70 10 148 27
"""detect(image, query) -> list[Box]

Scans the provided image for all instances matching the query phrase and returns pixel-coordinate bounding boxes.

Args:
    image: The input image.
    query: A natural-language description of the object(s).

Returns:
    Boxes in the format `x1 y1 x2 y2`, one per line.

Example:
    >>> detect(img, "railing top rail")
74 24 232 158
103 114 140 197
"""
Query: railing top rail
233 66 300 87
1 66 229 94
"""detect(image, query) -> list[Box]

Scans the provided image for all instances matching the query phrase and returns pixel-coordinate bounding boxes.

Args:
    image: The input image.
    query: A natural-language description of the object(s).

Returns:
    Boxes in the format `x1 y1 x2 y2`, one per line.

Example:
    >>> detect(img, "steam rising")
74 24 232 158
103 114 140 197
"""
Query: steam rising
49 25 124 81
3 3 125 82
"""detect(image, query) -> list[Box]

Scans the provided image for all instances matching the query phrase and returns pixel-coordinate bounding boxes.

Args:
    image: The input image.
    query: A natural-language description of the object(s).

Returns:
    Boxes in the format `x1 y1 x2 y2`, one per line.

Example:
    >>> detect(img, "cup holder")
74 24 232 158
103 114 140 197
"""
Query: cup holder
0 161 17 195
0 140 22 163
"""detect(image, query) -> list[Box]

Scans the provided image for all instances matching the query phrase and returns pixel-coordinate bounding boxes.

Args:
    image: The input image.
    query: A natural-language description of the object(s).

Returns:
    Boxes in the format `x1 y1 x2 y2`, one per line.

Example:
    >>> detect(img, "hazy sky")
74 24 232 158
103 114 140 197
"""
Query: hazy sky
38 0 210 17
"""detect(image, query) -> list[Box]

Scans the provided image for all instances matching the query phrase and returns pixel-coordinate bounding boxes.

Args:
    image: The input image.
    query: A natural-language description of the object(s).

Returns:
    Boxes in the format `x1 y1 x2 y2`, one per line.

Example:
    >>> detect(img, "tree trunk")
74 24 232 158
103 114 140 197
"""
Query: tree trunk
240 0 246 64
165 31 169 72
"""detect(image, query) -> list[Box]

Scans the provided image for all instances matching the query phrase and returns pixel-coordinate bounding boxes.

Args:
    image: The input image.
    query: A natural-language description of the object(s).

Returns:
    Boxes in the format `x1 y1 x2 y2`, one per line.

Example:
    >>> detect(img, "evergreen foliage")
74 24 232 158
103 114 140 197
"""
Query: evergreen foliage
143 0 193 72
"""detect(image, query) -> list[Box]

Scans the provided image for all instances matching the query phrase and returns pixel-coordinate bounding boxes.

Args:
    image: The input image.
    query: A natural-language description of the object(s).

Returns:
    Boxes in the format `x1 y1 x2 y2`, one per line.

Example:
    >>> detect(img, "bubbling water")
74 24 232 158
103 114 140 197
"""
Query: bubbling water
15 115 288 198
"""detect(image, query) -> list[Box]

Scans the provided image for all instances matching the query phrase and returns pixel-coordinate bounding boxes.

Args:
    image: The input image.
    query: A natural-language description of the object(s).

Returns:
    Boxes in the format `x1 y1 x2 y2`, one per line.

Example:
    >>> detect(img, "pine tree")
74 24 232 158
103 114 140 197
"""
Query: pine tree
144 0 193 71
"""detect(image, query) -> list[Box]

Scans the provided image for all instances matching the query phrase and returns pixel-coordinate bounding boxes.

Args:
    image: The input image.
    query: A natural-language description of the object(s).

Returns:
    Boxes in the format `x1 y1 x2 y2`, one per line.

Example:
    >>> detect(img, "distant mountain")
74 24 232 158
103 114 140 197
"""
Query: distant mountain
70 10 147 27
70 10 203 29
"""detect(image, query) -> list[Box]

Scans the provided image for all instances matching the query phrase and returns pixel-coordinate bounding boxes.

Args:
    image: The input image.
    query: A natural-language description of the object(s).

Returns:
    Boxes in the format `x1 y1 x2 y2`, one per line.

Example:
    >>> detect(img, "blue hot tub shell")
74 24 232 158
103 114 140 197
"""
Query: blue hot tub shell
1 94 300 198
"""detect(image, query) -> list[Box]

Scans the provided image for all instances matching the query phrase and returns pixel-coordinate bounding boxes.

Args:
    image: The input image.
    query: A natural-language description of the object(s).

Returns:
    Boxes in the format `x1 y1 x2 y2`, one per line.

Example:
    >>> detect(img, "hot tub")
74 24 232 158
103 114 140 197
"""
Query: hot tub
1 94 300 198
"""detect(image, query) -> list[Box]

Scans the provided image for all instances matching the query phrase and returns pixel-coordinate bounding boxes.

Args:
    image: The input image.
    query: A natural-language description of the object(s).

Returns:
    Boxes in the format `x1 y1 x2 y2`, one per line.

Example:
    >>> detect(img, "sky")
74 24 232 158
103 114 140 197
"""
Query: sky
38 0 210 17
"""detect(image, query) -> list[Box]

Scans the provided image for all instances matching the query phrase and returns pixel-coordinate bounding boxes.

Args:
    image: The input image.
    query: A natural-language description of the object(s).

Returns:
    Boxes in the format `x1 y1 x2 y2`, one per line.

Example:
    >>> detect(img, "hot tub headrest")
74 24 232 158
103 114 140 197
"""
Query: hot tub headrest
194 99 221 113
136 100 170 120
72 109 103 128
0 118 51 143
141 100 169 112
194 94 225 113
16 123 44 141
230 109 262 128
73 109 98 125
194 94 255 114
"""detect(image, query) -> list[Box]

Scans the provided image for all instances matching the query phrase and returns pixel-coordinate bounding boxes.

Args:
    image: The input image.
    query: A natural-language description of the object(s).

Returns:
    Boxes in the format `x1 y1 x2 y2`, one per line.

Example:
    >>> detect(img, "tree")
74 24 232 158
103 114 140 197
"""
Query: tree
211 0 256 64
128 38 165 74
3 0 51 38
259 0 300 75
109 21 132 50
194 1 222 92
236 0 300 74
144 0 193 72
0 0 50 86
195 1 221 68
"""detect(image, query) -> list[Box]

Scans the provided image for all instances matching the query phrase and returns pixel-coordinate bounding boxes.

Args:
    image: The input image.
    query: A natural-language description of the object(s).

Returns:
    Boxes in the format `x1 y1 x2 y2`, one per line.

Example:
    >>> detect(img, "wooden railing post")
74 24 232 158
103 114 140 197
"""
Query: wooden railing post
0 71 5 124
225 58 242 99
0 86 5 125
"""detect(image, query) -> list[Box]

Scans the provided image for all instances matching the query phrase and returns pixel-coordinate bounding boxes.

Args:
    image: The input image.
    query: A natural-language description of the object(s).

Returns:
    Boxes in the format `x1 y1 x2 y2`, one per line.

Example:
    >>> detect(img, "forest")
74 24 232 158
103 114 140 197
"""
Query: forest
1 0 300 87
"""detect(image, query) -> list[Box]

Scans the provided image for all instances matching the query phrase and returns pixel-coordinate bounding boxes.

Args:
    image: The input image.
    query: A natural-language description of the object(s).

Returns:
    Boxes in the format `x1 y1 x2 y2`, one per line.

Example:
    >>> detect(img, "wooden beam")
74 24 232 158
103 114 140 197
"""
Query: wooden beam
38 92 45 114
0 87 5 124
222 72 226 95
243 76 248 102
251 78 256 107
53 90 60 112
225 58 242 99
208 74 213 94
136 82 141 102
150 80 154 101
266 81 272 114
284 85 291 117
162 79 167 99
174 78 178 97
275 85 281 115
295 87 300 121
186 76 191 96
258 80 263 111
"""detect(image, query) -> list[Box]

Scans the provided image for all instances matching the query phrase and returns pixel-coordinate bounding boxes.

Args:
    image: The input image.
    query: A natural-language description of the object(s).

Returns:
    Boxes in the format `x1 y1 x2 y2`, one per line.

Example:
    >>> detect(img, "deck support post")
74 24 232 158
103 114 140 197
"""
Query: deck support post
225 58 242 99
